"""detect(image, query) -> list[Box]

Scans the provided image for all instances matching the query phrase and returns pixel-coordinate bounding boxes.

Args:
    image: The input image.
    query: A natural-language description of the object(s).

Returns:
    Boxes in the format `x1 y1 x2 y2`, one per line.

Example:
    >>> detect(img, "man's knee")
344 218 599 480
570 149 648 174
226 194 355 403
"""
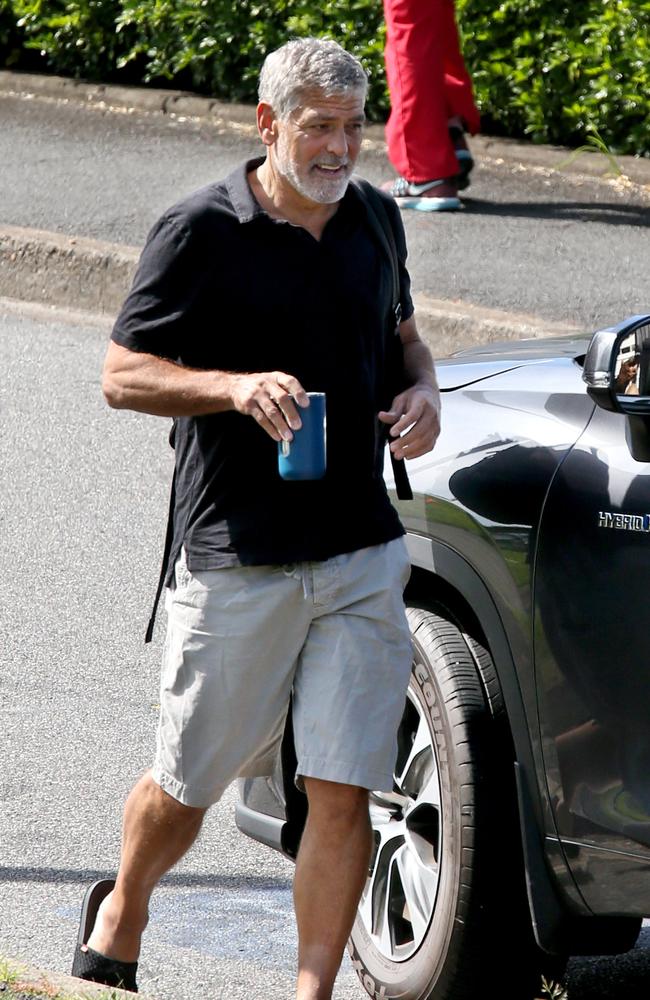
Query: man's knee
302 777 370 828
136 771 207 827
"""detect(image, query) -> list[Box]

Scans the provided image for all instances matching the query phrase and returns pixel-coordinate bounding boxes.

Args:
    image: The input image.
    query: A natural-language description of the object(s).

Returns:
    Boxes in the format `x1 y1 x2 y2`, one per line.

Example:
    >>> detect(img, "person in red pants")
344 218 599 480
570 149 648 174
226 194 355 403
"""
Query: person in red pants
382 0 480 211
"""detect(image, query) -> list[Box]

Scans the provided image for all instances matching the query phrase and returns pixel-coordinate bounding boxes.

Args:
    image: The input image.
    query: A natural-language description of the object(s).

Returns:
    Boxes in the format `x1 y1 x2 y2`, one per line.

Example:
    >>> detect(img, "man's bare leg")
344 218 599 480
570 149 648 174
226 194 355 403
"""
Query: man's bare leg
86 771 206 962
295 777 372 1000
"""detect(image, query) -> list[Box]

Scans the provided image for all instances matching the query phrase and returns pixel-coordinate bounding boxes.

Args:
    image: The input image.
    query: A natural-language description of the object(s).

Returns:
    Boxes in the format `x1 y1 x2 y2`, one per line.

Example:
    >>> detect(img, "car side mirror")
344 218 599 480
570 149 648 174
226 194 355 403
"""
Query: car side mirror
583 314 650 459
584 315 650 413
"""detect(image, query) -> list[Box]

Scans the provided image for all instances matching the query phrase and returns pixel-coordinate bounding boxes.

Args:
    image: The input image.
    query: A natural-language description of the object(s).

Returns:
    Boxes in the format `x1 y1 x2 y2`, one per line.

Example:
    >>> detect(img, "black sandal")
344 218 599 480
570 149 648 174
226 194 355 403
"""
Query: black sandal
71 879 139 993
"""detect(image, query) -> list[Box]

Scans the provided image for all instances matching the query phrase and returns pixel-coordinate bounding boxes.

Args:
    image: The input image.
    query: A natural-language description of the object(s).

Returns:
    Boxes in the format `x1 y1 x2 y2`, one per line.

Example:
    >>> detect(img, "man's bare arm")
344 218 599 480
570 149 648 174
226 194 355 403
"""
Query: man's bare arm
400 315 439 393
377 314 441 460
102 340 308 442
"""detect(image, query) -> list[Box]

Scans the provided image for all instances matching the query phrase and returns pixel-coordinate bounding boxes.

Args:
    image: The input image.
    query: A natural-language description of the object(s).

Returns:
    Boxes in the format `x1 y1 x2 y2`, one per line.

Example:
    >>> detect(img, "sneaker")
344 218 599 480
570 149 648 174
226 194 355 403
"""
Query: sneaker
382 176 461 212
449 124 474 191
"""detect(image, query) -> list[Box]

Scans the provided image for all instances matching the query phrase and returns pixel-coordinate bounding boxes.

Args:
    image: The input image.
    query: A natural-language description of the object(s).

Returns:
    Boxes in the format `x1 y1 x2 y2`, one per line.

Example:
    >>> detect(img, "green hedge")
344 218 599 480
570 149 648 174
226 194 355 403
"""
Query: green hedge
4 0 125 80
457 0 649 155
114 0 387 109
1 0 648 155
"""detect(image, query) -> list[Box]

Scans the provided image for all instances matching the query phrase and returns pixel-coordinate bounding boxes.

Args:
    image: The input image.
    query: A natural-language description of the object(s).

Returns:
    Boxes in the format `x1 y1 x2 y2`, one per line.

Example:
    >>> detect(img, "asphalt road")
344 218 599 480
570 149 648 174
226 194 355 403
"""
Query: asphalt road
2 299 650 999
1 94 649 332
0 299 363 1000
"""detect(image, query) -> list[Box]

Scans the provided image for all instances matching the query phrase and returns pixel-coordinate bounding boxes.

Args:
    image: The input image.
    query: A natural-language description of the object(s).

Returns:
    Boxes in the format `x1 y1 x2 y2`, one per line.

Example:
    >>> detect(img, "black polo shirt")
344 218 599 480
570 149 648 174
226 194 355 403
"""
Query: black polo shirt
111 157 414 578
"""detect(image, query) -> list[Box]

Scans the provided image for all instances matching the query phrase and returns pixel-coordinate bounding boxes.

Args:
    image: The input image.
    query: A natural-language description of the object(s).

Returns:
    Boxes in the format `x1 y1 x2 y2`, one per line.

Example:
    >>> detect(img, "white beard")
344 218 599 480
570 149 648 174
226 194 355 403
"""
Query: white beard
275 134 352 204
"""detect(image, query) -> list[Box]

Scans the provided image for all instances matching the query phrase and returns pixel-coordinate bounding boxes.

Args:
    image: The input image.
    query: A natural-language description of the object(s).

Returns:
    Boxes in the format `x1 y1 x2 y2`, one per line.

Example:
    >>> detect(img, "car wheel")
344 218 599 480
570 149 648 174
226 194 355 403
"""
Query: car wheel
347 604 566 1000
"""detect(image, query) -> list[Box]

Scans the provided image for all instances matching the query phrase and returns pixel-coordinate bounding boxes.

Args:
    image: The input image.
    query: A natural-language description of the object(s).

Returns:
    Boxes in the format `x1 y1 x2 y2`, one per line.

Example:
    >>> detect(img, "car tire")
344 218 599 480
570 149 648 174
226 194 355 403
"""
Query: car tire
347 604 566 1000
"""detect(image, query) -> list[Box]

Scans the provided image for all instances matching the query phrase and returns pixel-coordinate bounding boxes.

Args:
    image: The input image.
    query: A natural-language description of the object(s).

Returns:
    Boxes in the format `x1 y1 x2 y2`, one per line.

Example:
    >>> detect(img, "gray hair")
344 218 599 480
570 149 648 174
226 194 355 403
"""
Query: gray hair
258 37 368 119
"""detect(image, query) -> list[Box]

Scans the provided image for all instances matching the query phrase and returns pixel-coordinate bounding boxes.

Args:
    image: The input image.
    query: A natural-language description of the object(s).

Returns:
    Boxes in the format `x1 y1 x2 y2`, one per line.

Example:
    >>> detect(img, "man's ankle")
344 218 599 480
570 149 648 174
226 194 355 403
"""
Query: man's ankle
86 890 148 963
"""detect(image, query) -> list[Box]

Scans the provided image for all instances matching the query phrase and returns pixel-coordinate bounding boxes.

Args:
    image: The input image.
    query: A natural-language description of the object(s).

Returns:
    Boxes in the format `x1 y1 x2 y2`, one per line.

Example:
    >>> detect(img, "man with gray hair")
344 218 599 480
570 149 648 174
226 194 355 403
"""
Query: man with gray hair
72 36 440 1000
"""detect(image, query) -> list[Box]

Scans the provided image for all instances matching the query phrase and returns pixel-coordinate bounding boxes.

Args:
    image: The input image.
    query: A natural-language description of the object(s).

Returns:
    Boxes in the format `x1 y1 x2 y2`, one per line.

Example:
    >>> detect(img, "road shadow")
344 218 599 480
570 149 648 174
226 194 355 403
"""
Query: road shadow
566 927 650 998
463 197 650 228
0 865 289 890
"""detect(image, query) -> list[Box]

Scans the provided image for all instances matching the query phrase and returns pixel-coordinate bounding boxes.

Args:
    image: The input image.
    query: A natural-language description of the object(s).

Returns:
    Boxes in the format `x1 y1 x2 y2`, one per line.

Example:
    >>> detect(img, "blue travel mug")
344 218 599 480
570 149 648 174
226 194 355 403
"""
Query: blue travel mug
277 392 327 481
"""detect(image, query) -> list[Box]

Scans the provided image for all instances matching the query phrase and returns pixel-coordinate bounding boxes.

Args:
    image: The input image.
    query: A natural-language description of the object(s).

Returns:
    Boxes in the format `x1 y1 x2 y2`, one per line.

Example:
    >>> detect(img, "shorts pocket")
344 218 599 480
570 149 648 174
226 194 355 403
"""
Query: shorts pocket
174 556 192 592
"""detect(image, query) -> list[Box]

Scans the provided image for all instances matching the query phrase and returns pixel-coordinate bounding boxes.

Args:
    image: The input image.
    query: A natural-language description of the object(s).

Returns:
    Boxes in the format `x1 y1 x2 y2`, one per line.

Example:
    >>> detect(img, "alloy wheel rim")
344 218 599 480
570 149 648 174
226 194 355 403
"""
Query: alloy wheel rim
357 681 443 962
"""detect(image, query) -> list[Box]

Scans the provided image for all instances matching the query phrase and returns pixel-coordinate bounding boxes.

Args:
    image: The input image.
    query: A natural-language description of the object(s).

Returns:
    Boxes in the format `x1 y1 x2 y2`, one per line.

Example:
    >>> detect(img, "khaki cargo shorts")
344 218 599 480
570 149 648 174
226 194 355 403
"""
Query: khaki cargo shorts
152 538 413 808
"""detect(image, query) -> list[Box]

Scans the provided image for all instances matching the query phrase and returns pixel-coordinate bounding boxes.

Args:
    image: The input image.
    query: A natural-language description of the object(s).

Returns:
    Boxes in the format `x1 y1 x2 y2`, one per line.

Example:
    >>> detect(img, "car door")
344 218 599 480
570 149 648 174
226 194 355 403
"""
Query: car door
533 401 650 911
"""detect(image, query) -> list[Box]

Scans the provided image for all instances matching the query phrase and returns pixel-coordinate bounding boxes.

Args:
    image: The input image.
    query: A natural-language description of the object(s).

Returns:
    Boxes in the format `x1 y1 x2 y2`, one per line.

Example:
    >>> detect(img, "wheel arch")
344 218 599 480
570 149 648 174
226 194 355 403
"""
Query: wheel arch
403 532 590 954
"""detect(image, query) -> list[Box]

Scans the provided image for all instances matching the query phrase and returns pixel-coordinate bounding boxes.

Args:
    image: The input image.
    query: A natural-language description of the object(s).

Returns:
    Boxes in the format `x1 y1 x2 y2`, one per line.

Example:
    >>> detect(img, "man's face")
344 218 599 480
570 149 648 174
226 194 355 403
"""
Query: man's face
272 89 366 204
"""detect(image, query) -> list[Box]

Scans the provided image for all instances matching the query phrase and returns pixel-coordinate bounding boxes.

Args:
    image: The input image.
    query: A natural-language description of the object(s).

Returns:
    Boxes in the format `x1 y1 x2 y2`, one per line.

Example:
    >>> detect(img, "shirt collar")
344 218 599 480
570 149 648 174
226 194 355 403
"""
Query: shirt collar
225 157 267 223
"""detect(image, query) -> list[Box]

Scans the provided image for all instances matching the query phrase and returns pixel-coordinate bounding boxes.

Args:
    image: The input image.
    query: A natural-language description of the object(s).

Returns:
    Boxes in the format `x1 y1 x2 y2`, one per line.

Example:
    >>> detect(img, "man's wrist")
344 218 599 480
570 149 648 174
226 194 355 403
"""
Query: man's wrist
412 378 439 396
221 371 240 411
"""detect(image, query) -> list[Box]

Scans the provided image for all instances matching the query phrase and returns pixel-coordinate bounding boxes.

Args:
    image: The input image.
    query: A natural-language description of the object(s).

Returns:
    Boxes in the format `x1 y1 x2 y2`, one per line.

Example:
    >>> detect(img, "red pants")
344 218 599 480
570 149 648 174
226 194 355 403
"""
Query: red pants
383 0 480 182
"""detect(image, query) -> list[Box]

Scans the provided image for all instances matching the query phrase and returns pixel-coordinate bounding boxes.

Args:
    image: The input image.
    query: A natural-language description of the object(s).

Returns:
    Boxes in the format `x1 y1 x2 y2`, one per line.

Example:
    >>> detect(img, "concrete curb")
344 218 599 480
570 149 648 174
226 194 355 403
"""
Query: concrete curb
3 955 155 999
2 69 650 188
411 293 580 355
0 225 139 316
0 223 581 350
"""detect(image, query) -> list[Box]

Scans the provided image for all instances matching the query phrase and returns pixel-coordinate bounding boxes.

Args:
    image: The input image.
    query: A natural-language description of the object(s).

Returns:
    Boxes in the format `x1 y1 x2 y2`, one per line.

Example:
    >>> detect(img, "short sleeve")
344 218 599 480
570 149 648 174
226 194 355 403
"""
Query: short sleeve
111 215 200 360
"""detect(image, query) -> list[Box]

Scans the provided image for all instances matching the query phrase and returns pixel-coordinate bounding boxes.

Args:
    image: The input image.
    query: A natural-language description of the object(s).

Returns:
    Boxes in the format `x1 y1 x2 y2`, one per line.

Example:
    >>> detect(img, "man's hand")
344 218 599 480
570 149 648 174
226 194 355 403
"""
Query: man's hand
228 371 309 442
380 313 441 461
378 384 441 460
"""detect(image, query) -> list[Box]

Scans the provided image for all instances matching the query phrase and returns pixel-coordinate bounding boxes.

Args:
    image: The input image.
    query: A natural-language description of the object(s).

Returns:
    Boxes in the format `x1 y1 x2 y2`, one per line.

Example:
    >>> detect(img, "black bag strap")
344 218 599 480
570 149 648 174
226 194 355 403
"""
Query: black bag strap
145 421 177 644
354 178 402 333
353 178 413 501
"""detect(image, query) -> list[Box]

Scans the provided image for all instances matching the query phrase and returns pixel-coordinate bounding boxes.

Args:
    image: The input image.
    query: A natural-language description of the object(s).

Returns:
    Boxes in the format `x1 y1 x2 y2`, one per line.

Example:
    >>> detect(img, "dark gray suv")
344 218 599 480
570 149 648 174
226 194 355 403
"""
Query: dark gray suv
236 314 650 1000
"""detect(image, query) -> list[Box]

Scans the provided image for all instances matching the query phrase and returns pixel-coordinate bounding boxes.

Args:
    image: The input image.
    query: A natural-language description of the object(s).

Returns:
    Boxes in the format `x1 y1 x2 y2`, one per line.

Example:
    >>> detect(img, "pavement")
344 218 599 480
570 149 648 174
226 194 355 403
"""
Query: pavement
1 304 352 1000
1 68 649 355
3 302 650 1000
